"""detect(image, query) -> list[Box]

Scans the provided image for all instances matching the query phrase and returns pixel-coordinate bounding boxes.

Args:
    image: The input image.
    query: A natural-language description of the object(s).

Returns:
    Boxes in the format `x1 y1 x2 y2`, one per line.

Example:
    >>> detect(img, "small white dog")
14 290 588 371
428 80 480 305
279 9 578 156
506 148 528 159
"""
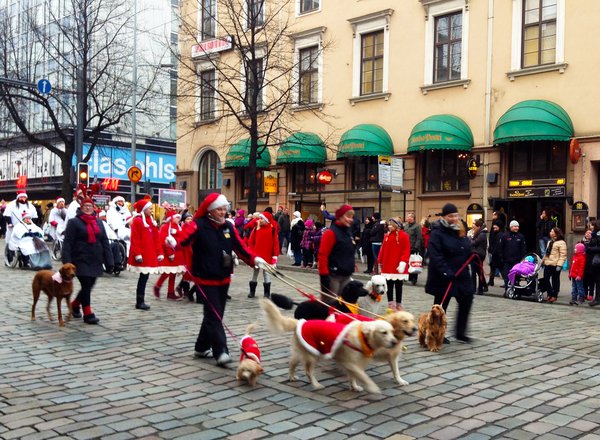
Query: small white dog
359 274 388 317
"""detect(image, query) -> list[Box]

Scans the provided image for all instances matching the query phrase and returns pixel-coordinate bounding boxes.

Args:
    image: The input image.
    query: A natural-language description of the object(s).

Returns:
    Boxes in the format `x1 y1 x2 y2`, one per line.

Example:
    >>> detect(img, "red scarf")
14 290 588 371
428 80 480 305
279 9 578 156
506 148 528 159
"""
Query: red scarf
80 214 100 243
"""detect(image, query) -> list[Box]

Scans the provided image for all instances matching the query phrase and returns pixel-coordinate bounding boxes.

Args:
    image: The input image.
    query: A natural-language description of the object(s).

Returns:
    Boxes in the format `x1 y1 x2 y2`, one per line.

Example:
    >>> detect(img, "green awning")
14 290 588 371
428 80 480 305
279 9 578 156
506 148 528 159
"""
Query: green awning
276 132 326 164
407 114 474 153
337 124 393 159
224 139 271 168
493 100 574 145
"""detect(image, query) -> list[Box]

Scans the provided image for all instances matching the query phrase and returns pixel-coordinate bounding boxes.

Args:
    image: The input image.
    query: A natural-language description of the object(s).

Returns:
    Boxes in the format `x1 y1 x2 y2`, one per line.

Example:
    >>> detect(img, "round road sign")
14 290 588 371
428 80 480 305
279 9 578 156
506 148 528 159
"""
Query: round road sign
127 166 143 183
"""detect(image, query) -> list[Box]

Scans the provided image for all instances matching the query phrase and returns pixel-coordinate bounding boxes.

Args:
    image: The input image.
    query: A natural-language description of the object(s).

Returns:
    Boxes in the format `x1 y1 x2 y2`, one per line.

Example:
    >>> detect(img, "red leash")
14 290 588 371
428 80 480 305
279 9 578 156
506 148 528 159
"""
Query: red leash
440 253 481 305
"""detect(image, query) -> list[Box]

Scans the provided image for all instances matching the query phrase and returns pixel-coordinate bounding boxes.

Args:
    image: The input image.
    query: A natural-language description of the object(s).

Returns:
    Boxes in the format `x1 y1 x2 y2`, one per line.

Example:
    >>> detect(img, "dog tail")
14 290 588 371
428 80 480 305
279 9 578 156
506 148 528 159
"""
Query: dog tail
259 298 297 333
245 322 258 336
270 293 297 310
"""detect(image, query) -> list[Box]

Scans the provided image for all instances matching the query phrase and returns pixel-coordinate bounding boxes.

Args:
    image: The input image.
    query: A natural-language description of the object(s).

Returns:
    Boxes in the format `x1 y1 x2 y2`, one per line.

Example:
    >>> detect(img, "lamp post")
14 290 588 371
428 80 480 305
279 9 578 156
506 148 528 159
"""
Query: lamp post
130 0 138 202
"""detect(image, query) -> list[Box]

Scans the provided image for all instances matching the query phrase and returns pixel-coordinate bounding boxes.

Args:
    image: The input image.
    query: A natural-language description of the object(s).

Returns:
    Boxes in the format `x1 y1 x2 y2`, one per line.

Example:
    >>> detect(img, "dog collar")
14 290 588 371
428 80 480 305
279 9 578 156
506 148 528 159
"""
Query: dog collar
344 324 375 358
369 292 383 302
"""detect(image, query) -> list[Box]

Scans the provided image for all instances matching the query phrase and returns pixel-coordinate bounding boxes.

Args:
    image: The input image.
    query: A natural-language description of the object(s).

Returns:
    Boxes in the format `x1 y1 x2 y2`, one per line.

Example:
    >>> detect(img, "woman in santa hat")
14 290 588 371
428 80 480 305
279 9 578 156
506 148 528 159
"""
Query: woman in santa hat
377 217 411 311
247 211 279 299
128 198 164 311
176 193 267 366
154 209 186 301
48 197 67 242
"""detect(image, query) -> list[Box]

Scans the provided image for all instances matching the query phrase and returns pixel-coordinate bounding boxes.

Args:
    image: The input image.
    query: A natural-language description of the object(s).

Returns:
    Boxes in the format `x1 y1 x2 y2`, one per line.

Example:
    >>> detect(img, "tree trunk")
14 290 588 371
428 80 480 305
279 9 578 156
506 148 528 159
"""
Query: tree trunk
61 141 75 202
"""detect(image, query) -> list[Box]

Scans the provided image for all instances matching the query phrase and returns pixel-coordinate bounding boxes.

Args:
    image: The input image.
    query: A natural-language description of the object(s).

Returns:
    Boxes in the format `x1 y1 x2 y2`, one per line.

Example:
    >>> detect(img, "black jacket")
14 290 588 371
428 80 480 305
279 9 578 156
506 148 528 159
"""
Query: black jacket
471 227 488 260
536 218 556 239
62 211 113 278
290 219 305 251
499 231 527 264
425 220 475 298
585 230 600 273
368 221 385 243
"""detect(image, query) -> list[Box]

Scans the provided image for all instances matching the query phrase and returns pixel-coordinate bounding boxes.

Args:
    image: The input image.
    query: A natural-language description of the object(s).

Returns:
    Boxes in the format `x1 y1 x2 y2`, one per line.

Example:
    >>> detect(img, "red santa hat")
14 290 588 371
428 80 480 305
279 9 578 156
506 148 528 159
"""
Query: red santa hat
16 190 28 200
133 199 154 227
195 193 228 219
56 197 65 204
81 197 95 207
258 211 275 225
164 209 181 222
335 204 353 219
112 196 125 204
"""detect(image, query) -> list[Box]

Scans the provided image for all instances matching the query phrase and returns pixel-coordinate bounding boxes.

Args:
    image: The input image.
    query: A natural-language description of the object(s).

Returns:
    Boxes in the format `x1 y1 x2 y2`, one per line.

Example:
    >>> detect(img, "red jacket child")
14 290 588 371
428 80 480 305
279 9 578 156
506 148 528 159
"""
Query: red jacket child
378 225 411 279
248 212 279 265
128 199 164 273
569 243 587 280
159 210 186 274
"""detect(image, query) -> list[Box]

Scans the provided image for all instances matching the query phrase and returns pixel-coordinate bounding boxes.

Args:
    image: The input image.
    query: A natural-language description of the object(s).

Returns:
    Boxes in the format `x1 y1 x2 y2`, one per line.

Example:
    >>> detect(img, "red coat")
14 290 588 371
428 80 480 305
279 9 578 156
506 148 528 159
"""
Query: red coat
159 221 185 273
378 229 410 279
180 221 196 280
249 223 279 264
128 215 164 274
239 335 261 364
297 319 354 358
569 253 586 279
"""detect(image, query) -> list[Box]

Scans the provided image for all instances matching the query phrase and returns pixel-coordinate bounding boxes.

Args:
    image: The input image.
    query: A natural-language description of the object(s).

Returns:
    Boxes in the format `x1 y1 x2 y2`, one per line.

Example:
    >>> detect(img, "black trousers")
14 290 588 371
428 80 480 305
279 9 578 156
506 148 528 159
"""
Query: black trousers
76 275 97 308
364 246 374 272
136 273 150 304
543 265 561 298
195 284 230 358
386 279 404 303
433 290 473 339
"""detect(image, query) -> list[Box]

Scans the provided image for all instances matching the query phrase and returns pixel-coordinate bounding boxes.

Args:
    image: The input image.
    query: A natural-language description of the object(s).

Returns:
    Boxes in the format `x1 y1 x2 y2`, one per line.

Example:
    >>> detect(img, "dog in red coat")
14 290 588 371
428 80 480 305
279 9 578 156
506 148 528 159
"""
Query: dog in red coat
236 323 263 386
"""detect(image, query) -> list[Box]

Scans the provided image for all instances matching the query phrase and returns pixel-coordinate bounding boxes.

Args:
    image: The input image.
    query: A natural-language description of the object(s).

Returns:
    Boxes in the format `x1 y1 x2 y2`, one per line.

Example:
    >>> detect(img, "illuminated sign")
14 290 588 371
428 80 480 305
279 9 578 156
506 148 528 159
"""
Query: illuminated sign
16 175 27 188
102 178 120 191
317 170 333 185
467 158 478 179
508 178 565 187
507 186 566 198
263 171 278 193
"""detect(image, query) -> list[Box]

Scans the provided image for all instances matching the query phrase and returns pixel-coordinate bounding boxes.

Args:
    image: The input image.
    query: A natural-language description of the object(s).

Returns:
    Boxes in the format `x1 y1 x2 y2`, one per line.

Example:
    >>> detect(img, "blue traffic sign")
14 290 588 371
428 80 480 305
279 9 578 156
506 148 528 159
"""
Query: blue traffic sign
37 79 52 94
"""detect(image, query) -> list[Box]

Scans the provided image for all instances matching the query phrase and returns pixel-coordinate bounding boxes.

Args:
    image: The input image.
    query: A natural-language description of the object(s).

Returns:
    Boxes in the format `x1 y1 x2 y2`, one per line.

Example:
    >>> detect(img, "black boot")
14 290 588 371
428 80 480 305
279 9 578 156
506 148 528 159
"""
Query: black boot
248 281 258 298
136 293 150 310
263 282 271 299
488 276 494 287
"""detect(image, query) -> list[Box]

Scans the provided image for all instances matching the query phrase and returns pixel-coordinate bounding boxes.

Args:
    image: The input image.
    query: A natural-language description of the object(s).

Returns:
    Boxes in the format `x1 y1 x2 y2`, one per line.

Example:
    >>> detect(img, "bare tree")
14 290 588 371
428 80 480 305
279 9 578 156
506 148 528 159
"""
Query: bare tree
0 0 166 198
178 0 334 212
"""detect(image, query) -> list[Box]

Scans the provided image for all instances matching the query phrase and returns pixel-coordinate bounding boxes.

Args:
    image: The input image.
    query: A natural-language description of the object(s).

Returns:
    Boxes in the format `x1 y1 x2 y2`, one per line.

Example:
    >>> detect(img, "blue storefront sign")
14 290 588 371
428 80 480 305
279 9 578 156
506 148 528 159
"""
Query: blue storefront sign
75 144 176 184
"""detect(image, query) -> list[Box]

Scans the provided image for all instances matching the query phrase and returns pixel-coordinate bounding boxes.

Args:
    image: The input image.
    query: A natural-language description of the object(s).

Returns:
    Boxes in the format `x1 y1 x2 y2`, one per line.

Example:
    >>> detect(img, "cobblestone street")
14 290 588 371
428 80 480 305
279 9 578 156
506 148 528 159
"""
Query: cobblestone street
1 248 599 439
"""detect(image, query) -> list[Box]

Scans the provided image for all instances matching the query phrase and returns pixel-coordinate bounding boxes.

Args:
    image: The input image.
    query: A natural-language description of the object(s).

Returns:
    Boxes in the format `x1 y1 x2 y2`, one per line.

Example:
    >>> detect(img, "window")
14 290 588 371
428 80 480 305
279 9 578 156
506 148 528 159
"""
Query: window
292 163 322 193
360 31 384 95
509 141 566 180
299 0 319 14
241 169 266 199
245 58 264 111
201 0 215 40
298 46 319 104
199 69 215 120
349 156 379 191
434 12 462 83
198 150 222 190
522 0 557 68
422 151 469 192
247 0 264 28
349 9 392 99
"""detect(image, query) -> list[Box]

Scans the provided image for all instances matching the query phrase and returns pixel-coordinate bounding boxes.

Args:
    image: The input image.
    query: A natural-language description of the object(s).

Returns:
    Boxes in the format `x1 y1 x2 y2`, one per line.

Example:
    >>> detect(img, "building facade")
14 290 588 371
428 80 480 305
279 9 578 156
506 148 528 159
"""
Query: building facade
177 0 600 249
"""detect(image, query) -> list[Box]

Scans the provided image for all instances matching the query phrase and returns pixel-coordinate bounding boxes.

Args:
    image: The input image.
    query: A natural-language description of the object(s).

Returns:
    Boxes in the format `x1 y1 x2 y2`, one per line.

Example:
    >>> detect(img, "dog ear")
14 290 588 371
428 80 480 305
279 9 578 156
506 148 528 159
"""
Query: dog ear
59 265 66 277
358 288 369 298
365 281 373 291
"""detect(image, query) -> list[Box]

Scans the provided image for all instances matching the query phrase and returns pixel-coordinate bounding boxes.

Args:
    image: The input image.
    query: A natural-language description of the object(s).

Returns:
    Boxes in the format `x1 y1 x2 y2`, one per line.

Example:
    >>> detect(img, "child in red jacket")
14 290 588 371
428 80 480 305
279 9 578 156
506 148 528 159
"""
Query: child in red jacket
247 212 279 299
569 242 587 305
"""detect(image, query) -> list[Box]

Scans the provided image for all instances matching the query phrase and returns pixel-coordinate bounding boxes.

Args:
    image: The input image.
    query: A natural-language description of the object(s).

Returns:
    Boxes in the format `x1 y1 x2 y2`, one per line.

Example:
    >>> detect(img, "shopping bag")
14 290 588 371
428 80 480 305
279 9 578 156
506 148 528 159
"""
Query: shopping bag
287 246 294 261
408 253 423 274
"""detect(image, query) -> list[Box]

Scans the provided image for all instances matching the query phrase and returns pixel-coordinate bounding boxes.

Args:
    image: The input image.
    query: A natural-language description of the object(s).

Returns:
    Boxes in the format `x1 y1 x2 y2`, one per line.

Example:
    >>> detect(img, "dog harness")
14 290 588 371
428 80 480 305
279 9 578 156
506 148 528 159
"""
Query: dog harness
51 272 72 284
239 335 261 364
296 319 355 359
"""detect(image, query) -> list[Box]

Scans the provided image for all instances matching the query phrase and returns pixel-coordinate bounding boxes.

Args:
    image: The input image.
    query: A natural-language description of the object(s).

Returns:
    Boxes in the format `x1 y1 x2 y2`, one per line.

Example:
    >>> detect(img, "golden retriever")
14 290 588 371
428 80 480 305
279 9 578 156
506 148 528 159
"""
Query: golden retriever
260 298 398 394
418 304 447 352
236 323 263 387
31 263 77 327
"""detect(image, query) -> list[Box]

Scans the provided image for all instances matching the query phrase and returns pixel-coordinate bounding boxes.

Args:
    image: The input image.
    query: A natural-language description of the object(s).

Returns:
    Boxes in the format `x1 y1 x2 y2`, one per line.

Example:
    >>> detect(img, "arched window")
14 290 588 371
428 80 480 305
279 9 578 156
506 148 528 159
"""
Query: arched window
198 150 222 192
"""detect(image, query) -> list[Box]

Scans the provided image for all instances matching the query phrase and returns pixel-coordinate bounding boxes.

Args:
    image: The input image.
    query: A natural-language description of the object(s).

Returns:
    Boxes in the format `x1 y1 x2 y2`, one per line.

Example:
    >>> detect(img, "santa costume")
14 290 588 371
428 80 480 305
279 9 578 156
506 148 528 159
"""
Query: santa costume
4 190 38 248
48 197 67 241
247 211 279 299
377 218 410 310
154 209 186 301
128 198 164 310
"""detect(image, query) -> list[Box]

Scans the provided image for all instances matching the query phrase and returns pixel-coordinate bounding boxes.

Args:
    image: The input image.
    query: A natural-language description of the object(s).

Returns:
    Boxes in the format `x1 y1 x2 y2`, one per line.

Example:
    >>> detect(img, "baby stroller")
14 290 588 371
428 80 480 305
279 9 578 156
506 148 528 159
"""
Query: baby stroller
505 253 545 302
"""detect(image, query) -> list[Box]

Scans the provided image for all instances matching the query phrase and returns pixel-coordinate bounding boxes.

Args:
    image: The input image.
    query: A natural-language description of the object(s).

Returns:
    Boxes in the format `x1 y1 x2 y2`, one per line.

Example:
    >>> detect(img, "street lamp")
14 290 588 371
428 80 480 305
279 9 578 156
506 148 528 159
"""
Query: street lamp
131 0 138 202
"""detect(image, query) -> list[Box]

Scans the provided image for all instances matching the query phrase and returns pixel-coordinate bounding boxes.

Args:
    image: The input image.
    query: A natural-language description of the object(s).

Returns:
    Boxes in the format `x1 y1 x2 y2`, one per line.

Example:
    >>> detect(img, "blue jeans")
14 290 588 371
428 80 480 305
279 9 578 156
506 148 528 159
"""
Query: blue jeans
372 243 382 265
539 237 549 257
571 279 585 301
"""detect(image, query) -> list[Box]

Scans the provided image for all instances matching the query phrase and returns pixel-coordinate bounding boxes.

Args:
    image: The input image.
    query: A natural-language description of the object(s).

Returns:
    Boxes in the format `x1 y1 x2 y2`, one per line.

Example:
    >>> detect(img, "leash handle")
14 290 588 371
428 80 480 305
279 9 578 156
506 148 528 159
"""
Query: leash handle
440 253 478 305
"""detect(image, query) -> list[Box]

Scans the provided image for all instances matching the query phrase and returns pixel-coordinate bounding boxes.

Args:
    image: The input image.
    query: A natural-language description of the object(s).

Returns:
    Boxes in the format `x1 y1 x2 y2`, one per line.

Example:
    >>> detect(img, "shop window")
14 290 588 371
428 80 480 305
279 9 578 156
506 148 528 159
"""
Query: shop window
241 169 266 199
349 156 379 190
508 141 567 180
198 150 221 191
422 151 469 192
292 163 322 193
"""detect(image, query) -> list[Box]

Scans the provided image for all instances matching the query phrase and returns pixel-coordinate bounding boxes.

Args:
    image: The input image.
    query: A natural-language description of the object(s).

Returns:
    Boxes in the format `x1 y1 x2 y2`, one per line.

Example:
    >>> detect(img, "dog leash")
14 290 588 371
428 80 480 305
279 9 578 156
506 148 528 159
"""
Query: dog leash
440 253 479 305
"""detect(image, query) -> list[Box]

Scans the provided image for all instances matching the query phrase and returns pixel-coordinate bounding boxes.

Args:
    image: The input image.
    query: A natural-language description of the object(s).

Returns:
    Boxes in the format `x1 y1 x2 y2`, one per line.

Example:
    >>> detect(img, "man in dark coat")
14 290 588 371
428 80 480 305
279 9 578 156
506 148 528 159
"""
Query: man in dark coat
425 203 475 343
404 212 423 285
277 207 291 254
536 210 556 257
499 220 527 289
62 198 114 325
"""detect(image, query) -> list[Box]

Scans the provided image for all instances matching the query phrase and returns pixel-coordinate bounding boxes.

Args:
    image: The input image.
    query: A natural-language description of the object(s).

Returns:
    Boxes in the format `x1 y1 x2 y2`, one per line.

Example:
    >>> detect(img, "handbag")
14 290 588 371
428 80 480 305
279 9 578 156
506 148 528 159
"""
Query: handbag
592 253 600 268
408 253 423 274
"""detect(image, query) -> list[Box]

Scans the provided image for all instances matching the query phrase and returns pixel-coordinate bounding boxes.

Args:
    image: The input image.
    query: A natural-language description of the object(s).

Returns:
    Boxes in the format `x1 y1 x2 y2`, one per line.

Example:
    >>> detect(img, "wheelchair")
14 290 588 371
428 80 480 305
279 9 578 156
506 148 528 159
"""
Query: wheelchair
104 239 128 276
4 242 52 270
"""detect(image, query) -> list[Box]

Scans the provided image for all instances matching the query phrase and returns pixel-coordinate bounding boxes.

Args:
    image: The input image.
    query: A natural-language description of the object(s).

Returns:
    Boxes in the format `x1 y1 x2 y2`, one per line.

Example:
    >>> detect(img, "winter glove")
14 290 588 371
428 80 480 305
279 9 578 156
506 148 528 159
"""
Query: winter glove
397 261 407 273
320 274 331 293
271 256 278 265
254 256 269 271
157 255 164 262
576 276 582 281
165 235 177 248
135 255 143 263
556 266 562 272
170 228 177 234
168 255 175 261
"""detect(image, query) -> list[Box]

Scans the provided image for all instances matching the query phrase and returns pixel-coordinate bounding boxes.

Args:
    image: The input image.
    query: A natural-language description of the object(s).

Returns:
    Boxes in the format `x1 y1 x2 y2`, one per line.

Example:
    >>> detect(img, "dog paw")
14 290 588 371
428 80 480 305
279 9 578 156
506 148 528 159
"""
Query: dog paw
430 347 440 352
311 382 325 390
351 384 364 392
396 378 409 386
288 375 298 382
365 385 381 394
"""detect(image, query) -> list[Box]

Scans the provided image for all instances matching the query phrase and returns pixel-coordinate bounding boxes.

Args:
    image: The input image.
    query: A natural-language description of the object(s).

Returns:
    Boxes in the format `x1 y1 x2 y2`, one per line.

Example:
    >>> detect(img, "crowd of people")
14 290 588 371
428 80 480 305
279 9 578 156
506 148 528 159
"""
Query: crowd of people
2 188 600 362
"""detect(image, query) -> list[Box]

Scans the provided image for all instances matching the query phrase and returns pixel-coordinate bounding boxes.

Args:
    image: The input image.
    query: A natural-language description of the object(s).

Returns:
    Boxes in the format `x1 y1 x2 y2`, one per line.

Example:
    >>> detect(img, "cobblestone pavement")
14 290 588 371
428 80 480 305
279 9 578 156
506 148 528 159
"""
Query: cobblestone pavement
1 246 600 440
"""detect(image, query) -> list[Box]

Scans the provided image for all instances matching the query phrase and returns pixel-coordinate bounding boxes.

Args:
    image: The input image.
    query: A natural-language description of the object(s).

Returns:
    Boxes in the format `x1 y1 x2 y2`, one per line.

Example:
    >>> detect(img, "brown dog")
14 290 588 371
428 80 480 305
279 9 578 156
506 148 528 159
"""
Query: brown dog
418 304 447 352
236 323 263 387
32 263 77 327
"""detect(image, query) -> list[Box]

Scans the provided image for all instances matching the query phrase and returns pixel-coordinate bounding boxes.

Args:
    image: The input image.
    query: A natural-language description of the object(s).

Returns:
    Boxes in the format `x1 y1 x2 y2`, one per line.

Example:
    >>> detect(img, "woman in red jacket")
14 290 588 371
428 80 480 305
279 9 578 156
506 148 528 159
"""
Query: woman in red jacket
128 198 164 310
378 217 411 311
154 209 186 301
247 211 279 298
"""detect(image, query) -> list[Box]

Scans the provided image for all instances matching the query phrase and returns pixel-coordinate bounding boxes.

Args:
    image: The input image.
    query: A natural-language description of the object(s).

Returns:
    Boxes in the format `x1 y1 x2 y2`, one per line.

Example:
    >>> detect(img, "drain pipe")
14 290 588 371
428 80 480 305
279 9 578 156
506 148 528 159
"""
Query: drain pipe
483 0 494 221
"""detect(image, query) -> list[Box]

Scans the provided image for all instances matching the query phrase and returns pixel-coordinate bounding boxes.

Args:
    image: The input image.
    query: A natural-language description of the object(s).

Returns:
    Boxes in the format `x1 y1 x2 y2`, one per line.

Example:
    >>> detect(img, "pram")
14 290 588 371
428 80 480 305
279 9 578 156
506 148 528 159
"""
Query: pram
505 253 545 302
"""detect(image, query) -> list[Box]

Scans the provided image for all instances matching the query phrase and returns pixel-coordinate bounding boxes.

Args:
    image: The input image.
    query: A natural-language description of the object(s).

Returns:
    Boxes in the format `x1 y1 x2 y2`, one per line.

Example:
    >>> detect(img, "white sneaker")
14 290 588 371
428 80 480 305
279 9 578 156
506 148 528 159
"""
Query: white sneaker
194 349 212 358
216 352 232 366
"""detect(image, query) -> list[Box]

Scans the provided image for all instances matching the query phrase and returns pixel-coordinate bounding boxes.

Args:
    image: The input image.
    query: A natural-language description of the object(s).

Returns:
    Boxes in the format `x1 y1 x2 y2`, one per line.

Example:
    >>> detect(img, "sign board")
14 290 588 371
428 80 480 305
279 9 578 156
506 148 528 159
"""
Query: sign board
467 158 478 179
378 156 403 188
127 166 143 183
37 79 52 94
191 35 233 58
263 171 278 193
158 188 187 209
507 186 566 198
92 194 111 209
317 170 333 185
508 178 565 187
